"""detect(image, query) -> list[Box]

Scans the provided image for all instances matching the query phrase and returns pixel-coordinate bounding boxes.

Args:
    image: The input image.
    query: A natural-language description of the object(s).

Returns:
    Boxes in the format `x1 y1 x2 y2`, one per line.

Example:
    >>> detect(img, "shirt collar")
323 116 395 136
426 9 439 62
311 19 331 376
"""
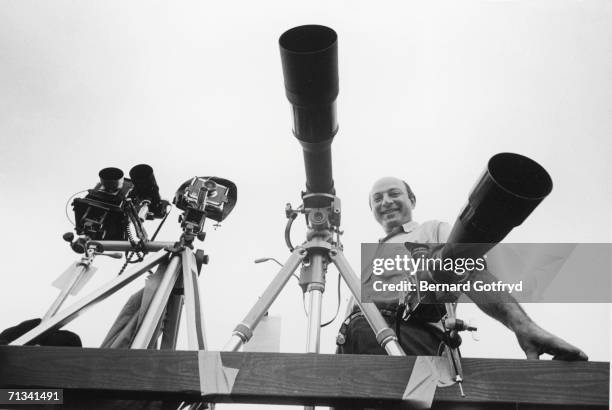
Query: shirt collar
401 220 419 233
378 220 419 242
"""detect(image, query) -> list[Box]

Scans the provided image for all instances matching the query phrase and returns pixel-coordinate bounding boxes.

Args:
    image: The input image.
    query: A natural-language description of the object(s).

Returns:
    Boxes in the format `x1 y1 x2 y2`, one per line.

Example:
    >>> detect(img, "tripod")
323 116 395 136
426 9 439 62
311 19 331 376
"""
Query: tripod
7 173 238 410
223 195 405 356
223 193 477 407
10 233 208 352
11 174 237 351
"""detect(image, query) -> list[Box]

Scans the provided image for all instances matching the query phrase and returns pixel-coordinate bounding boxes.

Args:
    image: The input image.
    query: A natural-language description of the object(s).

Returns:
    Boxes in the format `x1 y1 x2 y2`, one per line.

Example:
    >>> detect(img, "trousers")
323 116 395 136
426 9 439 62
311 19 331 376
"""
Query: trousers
336 306 446 356
333 307 446 410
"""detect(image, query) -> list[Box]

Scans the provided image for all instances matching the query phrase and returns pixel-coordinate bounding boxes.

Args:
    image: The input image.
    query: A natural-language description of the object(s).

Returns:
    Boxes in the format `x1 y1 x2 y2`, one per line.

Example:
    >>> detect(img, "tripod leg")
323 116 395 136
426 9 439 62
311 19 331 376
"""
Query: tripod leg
10 253 168 346
43 266 85 320
102 259 171 348
303 253 327 410
329 249 405 356
160 288 184 350
131 254 182 349
145 273 178 350
305 253 326 353
43 253 95 320
224 247 307 351
180 251 214 410
181 249 207 350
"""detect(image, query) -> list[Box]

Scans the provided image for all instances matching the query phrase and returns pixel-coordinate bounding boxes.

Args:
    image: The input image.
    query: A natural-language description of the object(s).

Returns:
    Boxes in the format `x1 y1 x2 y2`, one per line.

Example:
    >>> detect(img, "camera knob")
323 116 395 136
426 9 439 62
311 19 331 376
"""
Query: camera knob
195 250 209 273
63 232 75 243
203 179 217 192
446 333 462 349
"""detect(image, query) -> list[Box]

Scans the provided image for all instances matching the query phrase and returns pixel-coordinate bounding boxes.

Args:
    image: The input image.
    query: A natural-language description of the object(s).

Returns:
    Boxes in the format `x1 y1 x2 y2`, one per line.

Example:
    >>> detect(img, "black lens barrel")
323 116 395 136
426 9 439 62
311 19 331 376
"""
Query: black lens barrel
98 167 124 192
442 153 553 259
129 164 162 206
279 25 339 113
280 25 339 194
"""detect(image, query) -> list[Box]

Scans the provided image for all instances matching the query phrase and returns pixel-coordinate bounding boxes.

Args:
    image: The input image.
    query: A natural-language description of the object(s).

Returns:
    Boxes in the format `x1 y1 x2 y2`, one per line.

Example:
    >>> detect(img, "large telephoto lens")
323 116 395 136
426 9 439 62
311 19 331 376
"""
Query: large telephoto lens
279 25 339 194
442 153 553 260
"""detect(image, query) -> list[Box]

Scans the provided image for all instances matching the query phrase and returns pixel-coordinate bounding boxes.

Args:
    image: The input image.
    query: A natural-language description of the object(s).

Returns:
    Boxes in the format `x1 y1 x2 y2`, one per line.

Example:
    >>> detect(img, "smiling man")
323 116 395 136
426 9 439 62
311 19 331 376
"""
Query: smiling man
371 177 415 234
336 176 588 361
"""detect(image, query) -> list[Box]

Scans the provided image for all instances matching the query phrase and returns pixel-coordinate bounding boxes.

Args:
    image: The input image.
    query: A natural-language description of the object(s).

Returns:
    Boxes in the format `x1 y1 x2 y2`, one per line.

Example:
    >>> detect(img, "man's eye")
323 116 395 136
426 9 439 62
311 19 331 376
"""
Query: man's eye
373 196 382 202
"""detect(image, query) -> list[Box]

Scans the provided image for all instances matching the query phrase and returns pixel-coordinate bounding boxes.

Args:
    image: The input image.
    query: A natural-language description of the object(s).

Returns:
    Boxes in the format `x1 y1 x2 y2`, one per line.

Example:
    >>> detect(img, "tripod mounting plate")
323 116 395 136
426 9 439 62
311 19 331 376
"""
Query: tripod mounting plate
300 239 333 253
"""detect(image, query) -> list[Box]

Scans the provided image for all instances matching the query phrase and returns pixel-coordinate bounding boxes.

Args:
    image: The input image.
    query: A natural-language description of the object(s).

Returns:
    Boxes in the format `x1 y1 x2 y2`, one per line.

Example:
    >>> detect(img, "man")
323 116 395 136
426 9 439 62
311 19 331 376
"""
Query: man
336 176 587 361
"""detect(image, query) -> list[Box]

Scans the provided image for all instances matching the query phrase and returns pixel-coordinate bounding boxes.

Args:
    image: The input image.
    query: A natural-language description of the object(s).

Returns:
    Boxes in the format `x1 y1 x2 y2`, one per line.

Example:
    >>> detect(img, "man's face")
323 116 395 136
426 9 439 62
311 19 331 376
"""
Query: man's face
370 177 414 233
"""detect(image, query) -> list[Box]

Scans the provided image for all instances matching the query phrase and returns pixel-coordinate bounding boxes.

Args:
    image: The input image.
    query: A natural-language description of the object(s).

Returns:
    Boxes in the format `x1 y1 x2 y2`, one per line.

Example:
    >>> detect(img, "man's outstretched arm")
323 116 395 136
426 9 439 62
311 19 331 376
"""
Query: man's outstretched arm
463 268 588 361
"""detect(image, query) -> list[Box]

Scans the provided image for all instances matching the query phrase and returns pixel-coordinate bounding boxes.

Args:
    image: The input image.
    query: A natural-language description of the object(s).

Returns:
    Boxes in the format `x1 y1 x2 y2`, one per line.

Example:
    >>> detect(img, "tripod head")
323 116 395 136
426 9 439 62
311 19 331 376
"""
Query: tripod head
285 193 342 249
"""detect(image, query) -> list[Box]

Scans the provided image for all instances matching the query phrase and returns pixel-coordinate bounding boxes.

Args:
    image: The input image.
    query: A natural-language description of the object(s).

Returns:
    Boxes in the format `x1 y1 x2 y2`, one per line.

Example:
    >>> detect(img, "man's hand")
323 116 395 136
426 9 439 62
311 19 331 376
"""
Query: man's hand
466 268 588 361
514 321 588 361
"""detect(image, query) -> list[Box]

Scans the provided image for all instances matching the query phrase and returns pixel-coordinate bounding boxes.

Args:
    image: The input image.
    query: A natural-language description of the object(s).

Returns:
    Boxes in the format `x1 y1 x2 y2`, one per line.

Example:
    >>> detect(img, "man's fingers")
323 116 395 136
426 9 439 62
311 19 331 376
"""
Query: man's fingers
517 323 588 362
552 349 589 361
545 337 589 361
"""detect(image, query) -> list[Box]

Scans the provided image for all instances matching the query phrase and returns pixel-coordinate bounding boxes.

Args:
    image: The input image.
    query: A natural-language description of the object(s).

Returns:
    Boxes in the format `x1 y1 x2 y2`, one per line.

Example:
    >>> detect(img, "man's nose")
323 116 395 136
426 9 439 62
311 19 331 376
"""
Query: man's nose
381 195 393 206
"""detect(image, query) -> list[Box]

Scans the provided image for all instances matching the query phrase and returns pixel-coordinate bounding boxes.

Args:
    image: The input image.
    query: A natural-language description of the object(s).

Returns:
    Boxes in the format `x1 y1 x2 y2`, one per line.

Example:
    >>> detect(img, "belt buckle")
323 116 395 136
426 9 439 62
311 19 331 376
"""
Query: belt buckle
399 292 416 321
401 303 412 321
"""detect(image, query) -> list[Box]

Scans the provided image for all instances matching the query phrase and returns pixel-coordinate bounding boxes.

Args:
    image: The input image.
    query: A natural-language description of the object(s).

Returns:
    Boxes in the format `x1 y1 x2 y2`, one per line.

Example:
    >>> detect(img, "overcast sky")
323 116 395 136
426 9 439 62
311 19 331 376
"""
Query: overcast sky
0 1 610 408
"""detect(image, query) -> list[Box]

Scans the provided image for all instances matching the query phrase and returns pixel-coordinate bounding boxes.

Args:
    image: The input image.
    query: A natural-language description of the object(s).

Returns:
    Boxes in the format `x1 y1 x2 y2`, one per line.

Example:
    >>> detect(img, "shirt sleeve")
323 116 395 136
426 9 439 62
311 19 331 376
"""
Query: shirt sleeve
436 221 452 243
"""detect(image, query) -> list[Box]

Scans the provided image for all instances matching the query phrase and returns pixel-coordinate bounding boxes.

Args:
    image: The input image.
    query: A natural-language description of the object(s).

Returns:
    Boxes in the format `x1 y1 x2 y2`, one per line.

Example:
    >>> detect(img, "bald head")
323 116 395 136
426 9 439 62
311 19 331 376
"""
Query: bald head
369 177 416 233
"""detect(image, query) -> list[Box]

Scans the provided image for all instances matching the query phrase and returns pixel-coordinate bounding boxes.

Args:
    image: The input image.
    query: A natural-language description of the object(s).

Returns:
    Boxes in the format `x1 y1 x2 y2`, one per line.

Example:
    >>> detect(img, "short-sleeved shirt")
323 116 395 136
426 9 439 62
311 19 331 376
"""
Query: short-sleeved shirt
337 220 451 358
347 219 451 317
362 220 450 308
382 220 450 244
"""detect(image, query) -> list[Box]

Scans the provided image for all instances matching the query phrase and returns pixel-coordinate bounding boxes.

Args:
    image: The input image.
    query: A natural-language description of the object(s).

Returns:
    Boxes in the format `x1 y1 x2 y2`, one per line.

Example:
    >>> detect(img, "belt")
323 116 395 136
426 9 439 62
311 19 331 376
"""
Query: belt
337 305 445 347
349 305 400 318
337 306 416 346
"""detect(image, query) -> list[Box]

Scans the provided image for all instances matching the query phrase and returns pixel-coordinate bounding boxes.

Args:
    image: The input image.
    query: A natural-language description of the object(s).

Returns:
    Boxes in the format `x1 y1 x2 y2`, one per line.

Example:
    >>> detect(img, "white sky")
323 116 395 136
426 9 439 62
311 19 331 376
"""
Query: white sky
0 1 610 408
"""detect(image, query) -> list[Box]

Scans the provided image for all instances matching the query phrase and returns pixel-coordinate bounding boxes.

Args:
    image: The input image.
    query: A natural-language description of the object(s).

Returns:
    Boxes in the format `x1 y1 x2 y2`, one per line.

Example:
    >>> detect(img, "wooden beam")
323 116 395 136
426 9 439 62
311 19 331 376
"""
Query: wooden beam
0 346 608 409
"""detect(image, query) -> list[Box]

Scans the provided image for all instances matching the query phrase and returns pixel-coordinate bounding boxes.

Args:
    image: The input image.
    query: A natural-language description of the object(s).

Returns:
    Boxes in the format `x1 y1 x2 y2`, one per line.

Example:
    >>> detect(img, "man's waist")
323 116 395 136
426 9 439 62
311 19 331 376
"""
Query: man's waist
349 303 445 323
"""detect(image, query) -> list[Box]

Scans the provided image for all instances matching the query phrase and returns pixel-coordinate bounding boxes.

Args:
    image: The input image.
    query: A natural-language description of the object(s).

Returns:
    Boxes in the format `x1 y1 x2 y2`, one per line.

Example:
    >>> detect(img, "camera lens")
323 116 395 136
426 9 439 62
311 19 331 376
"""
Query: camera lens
98 167 124 192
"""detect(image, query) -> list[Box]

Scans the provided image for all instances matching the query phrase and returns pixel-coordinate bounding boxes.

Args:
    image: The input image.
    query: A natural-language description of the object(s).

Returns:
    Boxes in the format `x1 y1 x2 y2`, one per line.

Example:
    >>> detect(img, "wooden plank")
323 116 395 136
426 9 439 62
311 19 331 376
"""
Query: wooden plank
0 346 608 409
0 347 200 399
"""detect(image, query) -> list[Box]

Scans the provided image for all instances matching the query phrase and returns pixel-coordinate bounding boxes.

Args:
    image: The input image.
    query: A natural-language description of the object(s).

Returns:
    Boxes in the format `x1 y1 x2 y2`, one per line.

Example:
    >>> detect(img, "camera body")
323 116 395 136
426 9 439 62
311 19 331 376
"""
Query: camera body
71 165 169 241
174 177 237 235
72 169 135 241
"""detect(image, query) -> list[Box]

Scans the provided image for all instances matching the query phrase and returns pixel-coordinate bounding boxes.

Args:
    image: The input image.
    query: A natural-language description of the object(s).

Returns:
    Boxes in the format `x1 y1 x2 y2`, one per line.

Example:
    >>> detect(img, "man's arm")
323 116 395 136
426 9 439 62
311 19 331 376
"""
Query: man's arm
464 268 588 361
433 221 587 361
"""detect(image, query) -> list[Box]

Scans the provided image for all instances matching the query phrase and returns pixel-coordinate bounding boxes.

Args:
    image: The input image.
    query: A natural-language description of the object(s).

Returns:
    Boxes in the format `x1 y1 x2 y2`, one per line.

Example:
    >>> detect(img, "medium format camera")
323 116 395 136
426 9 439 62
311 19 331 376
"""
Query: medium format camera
72 165 168 241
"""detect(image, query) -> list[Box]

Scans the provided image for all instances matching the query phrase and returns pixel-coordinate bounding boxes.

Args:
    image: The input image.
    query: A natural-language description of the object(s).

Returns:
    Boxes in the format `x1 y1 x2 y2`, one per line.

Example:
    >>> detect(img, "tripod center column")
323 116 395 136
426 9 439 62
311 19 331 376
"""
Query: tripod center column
301 252 327 353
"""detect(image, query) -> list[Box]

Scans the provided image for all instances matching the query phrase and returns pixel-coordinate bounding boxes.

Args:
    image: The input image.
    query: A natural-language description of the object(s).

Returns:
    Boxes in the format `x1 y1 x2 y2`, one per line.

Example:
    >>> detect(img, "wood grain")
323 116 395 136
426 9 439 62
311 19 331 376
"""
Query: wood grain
0 346 607 409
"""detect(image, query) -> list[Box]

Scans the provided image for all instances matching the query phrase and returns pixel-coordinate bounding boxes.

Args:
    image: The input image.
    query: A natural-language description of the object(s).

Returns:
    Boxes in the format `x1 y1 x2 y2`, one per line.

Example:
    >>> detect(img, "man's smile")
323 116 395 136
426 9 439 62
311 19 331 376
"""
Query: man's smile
381 208 400 217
